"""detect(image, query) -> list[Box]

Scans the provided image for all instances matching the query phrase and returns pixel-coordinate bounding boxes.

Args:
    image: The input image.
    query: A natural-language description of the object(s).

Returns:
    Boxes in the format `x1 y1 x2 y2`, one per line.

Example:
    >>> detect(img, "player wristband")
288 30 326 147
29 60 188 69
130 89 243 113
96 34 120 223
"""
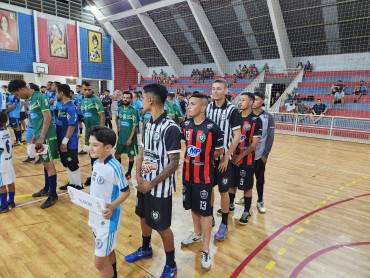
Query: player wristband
62 137 69 145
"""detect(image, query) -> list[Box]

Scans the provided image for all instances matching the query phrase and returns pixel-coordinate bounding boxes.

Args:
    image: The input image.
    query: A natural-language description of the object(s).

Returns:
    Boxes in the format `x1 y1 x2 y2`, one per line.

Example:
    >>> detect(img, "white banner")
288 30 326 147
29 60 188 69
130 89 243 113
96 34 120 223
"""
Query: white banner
68 187 105 215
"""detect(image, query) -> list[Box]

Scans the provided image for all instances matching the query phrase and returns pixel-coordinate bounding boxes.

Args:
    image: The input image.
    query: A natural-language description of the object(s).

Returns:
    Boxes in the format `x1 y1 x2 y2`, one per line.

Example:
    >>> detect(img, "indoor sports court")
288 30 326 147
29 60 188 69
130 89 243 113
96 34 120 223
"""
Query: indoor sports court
0 0 369 277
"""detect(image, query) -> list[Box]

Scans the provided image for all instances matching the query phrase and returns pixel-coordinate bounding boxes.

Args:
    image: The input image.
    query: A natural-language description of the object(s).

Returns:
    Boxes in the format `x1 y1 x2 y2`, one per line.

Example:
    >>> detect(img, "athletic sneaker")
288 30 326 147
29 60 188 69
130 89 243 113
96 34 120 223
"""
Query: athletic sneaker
78 150 88 155
34 158 42 165
32 189 49 197
59 183 70 190
235 197 244 204
239 211 251 225
0 206 9 213
14 141 23 146
124 247 153 263
214 223 228 241
160 263 177 278
8 202 16 209
201 251 212 271
216 204 235 216
74 184 84 190
181 232 202 247
40 195 58 209
257 201 266 213
78 134 83 138
84 177 91 186
23 156 35 163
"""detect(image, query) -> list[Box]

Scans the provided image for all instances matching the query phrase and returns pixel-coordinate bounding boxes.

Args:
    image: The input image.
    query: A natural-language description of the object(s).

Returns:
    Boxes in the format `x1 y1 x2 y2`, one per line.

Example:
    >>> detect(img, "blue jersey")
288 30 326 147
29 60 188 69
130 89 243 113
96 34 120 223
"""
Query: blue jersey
46 91 55 111
174 99 180 106
132 100 143 120
8 95 20 118
54 96 63 111
56 101 79 149
76 93 84 115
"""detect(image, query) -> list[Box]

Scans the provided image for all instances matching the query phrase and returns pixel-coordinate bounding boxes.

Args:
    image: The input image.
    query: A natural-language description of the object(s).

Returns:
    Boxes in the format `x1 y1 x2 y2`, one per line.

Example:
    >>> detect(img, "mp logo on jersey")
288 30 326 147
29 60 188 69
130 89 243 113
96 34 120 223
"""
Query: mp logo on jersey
186 145 202 157
200 190 208 200
151 211 160 222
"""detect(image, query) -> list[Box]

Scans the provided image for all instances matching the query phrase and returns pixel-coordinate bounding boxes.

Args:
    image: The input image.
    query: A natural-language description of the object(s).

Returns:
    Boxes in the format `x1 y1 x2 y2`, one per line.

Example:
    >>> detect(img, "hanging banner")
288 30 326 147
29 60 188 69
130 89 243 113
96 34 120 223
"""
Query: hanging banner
48 21 68 59
88 30 102 63
0 9 19 52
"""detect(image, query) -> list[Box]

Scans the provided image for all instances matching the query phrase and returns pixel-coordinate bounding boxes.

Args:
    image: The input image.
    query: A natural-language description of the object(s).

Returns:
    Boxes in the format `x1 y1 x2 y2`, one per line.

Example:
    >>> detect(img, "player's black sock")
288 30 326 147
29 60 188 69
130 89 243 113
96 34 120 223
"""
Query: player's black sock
165 250 175 268
79 128 82 134
244 197 252 212
257 182 264 202
48 174 57 198
117 158 121 164
229 193 235 205
221 212 228 226
211 206 214 216
112 262 117 277
142 235 151 251
43 167 50 191
128 161 134 175
0 193 7 209
17 130 22 142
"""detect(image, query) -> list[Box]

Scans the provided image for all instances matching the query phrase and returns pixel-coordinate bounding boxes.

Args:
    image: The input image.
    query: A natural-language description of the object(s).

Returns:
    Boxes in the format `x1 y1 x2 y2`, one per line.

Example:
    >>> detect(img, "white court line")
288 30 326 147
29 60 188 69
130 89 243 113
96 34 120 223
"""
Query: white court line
270 156 370 177
16 192 67 208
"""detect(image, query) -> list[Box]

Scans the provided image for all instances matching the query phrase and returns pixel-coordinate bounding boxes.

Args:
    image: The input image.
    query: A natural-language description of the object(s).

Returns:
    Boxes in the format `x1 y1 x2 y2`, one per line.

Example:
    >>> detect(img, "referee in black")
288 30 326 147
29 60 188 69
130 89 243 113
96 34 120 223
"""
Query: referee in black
125 83 181 278
206 79 241 241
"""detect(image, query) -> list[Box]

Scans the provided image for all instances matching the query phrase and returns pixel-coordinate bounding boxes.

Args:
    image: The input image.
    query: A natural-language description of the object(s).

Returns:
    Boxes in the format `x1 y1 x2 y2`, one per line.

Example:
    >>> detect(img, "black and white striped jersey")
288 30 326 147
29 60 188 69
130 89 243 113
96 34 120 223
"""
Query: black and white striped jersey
206 99 241 160
141 112 181 198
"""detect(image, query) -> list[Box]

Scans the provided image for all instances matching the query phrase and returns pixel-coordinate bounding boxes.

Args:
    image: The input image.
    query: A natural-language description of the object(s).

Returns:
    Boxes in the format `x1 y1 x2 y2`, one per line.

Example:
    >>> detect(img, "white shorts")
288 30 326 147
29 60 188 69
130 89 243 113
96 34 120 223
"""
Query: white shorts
0 170 16 187
92 228 118 257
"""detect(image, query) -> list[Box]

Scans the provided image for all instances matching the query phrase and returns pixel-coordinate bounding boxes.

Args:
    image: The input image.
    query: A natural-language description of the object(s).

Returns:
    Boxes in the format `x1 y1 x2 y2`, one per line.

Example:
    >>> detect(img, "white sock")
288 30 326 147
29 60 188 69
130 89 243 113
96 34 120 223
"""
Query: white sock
83 145 88 152
70 168 81 186
29 154 35 159
66 168 73 185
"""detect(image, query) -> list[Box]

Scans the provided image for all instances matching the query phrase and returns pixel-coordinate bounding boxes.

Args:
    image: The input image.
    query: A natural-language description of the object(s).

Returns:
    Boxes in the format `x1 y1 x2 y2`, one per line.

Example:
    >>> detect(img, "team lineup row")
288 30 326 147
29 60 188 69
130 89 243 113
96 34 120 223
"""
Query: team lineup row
0 79 274 278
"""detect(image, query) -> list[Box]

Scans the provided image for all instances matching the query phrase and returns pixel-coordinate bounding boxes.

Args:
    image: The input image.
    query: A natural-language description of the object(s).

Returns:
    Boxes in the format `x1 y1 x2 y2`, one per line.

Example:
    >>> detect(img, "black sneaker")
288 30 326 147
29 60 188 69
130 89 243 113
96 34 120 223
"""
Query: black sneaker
23 156 35 163
59 183 70 190
34 158 42 165
217 205 234 216
74 184 84 190
239 211 251 225
32 189 49 197
8 202 16 209
40 195 58 209
0 206 9 213
84 177 91 186
79 150 88 155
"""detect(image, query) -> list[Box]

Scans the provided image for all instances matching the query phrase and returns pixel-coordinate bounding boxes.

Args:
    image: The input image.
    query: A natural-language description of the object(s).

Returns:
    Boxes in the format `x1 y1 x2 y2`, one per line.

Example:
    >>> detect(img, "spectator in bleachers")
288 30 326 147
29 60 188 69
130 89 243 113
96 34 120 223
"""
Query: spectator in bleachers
304 61 312 74
295 99 310 122
232 73 237 84
159 69 167 77
152 70 157 80
263 63 269 74
284 100 295 122
328 80 346 95
191 69 197 79
330 90 345 109
199 68 206 83
251 64 258 77
169 75 176 84
271 92 281 106
236 65 242 78
209 68 214 79
295 62 303 72
287 90 299 100
207 95 212 104
353 80 368 103
309 99 328 124
242 65 248 78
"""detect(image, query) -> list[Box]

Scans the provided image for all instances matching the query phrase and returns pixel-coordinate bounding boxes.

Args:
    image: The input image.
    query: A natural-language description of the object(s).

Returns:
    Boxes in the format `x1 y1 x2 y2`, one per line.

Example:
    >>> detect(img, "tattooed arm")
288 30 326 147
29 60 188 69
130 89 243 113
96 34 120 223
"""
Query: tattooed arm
150 152 180 187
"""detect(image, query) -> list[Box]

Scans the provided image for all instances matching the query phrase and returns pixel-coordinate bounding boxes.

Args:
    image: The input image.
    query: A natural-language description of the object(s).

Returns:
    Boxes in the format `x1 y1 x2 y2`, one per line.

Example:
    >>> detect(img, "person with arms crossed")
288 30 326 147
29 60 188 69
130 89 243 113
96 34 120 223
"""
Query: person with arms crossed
124 83 181 278
180 93 224 270
206 79 241 241
79 81 105 186
0 112 16 213
229 93 262 224
56 84 83 191
115 91 139 180
9 80 60 209
67 126 130 278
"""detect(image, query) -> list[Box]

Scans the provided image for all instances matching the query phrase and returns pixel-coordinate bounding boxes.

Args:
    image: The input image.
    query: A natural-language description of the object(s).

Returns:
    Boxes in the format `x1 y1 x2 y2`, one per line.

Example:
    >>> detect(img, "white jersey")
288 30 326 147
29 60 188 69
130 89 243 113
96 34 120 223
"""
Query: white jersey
0 129 13 172
1 88 6 110
88 155 129 232
20 99 25 112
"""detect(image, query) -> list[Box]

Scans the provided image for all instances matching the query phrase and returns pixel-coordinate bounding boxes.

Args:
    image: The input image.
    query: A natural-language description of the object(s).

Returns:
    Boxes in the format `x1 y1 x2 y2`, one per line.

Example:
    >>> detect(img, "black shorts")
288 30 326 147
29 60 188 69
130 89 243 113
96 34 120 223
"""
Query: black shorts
254 159 266 186
135 192 172 231
20 112 26 121
182 183 212 217
213 159 232 193
333 99 343 104
59 148 79 169
9 117 20 128
78 114 84 122
231 164 254 191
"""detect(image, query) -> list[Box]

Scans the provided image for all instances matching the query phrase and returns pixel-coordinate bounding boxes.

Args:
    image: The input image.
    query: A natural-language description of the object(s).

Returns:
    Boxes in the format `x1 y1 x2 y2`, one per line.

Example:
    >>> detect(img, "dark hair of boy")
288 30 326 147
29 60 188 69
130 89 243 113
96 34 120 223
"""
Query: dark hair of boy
41 86 46 89
29 83 40 92
240 92 255 102
82 81 91 87
143 83 167 104
54 81 61 86
123 91 133 99
88 126 117 148
8 80 27 93
167 92 175 100
57 84 71 98
190 93 208 105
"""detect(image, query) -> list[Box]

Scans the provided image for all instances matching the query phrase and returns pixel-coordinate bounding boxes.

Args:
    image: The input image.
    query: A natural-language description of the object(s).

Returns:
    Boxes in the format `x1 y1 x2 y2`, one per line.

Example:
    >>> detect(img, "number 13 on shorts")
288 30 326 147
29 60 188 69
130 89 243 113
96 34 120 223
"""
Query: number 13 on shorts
200 201 207 210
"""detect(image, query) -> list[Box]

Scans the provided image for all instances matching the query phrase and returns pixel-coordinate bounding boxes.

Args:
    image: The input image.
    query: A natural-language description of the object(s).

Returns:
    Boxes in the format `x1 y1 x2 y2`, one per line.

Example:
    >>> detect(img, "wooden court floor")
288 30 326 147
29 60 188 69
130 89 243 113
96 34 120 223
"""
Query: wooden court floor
1 132 370 278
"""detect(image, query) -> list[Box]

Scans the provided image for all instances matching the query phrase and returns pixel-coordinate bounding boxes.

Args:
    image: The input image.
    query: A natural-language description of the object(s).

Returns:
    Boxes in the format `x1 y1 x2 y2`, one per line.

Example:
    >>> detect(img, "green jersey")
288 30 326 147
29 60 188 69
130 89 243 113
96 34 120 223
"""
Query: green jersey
165 100 174 116
80 94 104 128
172 103 183 125
117 105 138 145
5 92 10 103
30 91 57 139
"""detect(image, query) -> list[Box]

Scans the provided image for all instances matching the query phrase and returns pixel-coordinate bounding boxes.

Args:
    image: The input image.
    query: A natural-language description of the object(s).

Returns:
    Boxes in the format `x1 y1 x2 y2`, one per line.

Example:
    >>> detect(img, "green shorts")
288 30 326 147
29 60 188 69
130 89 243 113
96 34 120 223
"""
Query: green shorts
115 143 138 157
39 137 60 163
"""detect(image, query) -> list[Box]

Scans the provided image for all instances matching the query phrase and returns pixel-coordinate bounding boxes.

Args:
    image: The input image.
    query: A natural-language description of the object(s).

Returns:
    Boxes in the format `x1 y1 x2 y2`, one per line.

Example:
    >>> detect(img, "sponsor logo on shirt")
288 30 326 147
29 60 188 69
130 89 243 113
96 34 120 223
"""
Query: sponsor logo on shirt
151 210 160 222
120 121 130 127
97 176 105 184
186 145 202 157
207 123 213 129
84 112 92 118
240 135 246 142
30 113 38 119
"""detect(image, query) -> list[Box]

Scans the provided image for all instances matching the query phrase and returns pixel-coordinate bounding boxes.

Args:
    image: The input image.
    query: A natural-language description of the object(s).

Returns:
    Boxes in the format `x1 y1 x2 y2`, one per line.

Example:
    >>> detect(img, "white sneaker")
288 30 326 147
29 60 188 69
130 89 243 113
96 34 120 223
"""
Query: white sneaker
257 201 266 213
235 197 244 204
201 251 212 271
181 232 202 247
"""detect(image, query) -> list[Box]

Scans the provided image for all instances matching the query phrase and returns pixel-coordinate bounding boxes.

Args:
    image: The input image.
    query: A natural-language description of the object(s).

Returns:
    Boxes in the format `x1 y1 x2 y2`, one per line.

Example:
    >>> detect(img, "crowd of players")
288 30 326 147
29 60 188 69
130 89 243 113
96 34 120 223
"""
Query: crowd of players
0 79 275 278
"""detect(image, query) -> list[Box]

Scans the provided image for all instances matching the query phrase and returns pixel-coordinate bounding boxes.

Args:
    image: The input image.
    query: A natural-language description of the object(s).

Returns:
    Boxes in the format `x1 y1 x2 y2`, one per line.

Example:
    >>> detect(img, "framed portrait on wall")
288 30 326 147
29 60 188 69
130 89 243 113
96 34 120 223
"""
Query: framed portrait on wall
0 9 20 52
88 30 102 63
48 21 68 59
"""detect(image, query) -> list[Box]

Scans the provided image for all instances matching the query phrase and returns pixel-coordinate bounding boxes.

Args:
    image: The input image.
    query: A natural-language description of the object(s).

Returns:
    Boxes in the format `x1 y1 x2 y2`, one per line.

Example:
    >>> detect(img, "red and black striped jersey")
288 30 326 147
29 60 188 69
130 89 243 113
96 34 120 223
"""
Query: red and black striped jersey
181 118 223 185
235 112 262 167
